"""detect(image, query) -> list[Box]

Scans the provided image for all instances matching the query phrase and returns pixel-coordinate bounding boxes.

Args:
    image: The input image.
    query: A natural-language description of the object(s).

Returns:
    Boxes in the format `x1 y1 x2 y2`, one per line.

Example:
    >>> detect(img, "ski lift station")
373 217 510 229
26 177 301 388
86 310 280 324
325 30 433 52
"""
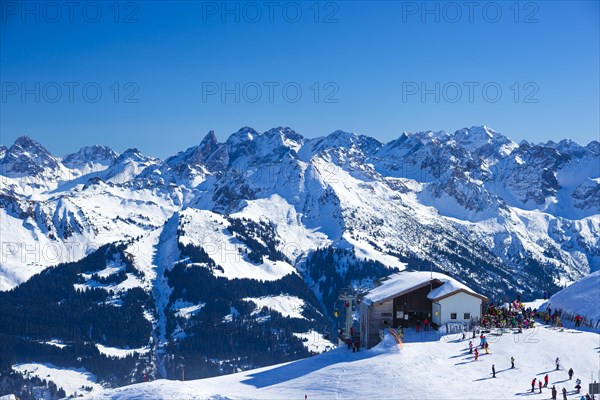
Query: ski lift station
360 271 488 348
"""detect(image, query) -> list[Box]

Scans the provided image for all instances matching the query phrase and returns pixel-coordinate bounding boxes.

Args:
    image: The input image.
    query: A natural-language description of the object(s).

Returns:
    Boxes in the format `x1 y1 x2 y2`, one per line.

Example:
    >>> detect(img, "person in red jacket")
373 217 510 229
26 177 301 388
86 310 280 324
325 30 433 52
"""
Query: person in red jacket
474 348 479 361
531 378 537 393
424 318 429 331
544 374 549 387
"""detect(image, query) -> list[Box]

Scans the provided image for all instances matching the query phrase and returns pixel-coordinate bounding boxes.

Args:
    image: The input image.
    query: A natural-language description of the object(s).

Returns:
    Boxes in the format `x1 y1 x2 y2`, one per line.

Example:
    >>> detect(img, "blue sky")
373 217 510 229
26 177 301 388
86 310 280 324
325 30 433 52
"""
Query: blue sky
1 1 598 158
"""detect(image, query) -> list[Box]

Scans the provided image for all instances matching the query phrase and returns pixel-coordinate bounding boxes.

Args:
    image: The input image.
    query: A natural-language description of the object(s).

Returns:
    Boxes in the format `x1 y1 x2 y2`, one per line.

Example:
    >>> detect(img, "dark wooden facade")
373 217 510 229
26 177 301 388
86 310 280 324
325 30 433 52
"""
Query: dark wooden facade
391 281 443 327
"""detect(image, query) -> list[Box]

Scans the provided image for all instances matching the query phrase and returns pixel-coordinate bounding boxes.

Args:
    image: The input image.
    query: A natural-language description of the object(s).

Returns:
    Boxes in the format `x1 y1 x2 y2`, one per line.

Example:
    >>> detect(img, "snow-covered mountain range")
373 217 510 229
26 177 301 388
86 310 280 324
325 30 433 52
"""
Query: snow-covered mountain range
1 126 598 292
0 125 598 389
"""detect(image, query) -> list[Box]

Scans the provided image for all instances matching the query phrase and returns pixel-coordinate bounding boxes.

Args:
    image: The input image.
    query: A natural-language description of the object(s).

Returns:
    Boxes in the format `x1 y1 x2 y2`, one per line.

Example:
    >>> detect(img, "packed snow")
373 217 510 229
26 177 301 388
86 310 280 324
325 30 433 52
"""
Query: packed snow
87 324 599 399
293 330 335 353
541 271 600 323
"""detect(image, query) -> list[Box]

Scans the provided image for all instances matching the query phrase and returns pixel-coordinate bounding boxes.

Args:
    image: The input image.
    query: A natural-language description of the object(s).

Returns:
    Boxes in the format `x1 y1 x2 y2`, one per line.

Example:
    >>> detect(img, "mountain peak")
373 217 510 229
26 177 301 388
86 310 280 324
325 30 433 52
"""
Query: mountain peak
201 130 218 147
62 145 118 169
114 148 149 164
13 135 41 148
1 135 60 177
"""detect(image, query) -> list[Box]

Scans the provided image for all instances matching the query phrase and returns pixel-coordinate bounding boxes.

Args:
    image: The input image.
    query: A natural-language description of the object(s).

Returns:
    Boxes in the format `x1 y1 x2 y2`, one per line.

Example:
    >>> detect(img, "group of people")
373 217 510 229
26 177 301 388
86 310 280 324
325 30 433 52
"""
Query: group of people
537 306 596 329
476 297 595 399
480 300 536 330
415 318 430 332
528 364 590 399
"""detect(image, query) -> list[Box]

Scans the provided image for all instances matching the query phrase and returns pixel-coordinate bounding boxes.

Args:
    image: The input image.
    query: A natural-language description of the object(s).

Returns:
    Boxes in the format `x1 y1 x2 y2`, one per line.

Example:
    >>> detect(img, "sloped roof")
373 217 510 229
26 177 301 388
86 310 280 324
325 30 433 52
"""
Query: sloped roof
362 270 486 305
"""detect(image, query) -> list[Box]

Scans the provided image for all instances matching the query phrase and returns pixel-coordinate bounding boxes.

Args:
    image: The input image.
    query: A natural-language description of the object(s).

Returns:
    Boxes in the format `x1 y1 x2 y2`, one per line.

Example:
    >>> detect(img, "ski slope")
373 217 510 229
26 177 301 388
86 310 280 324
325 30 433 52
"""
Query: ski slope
544 271 600 323
89 324 600 399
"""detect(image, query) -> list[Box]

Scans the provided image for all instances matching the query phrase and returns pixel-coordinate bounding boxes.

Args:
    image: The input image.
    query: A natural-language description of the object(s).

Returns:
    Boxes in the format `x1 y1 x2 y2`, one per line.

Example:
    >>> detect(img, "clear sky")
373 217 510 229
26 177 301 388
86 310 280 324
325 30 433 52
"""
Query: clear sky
1 1 598 158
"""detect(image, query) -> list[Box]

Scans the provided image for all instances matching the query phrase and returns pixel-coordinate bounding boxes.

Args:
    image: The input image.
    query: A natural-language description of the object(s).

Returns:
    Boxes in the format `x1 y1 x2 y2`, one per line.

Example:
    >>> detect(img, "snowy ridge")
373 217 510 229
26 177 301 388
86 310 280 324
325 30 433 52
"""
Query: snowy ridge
542 271 600 322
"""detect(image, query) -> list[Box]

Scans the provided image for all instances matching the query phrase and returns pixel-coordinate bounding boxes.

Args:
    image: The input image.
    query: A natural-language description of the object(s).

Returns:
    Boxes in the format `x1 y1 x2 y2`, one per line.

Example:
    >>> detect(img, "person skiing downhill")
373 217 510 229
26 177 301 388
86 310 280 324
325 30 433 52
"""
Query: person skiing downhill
531 378 537 393
568 368 574 380
511 356 515 369
551 385 557 400
575 378 582 393
544 374 549 387
556 357 560 370
469 341 473 354
562 387 568 400
474 348 479 361
492 365 496 378
539 381 543 393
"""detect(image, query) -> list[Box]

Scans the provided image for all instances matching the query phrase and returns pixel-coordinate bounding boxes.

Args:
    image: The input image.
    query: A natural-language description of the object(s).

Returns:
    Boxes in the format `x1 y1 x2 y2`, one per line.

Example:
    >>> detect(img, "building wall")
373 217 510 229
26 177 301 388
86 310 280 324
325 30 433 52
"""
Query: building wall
363 299 394 348
432 302 442 325
391 282 441 327
436 292 482 324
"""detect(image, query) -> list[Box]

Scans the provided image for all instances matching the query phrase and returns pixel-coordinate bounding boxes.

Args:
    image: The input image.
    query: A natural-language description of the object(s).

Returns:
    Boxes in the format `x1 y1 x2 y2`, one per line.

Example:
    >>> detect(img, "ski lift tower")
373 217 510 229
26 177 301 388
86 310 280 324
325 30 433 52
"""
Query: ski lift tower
336 288 358 346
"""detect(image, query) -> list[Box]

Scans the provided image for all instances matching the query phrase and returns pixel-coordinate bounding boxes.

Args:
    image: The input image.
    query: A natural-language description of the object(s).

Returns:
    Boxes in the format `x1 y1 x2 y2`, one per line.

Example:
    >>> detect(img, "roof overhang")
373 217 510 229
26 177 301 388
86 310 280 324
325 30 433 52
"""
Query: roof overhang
363 278 444 305
430 288 489 303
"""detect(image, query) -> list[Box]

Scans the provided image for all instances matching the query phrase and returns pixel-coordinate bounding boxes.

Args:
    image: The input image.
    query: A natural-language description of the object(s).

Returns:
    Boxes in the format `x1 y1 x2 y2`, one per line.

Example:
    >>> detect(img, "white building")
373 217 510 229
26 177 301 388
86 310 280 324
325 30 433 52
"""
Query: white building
360 270 488 348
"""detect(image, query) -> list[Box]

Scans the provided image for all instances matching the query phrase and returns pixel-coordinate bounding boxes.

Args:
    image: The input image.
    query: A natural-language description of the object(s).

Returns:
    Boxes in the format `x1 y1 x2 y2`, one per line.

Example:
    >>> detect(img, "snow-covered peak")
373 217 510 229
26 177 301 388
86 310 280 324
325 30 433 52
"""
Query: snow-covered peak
410 130 449 143
101 148 159 184
0 145 7 160
544 139 588 158
452 126 517 159
264 126 304 151
62 145 118 169
0 135 61 177
225 126 259 147
114 148 154 164
586 140 600 155
300 130 383 160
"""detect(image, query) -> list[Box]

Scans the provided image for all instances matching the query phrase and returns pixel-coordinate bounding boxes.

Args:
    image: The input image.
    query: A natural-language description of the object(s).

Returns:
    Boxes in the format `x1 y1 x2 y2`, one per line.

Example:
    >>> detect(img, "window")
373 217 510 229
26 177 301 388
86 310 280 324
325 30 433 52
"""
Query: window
464 313 471 320
450 313 457 320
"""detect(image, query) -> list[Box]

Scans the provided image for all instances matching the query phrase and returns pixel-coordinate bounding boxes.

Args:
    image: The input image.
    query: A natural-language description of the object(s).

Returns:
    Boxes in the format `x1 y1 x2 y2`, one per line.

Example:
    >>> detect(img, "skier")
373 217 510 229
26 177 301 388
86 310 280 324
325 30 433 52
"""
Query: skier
575 378 582 393
544 374 549 387
492 364 496 378
424 318 429 331
484 341 489 354
469 341 473 354
539 380 543 393
556 357 560 370
569 368 574 380
551 385 558 400
531 378 537 393
474 348 479 361
562 387 568 400
511 356 515 369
